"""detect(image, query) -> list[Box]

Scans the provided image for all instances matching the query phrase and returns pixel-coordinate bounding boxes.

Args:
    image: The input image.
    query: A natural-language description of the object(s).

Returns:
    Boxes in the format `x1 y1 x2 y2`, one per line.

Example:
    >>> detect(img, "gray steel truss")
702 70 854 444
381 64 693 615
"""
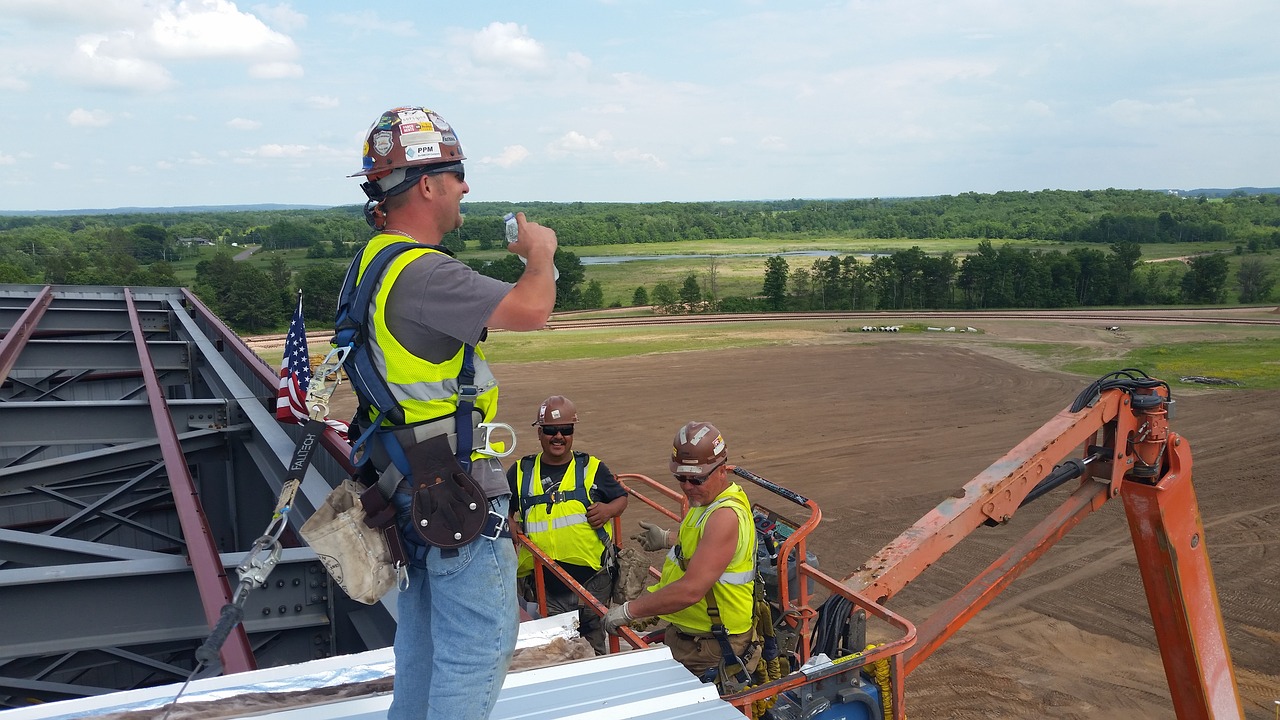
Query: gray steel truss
0 284 394 709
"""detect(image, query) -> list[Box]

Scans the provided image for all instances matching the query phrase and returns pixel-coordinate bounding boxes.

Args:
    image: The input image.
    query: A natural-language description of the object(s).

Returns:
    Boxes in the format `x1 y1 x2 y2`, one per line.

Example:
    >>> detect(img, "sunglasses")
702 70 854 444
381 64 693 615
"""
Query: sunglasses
424 162 465 183
673 461 724 486
540 424 575 437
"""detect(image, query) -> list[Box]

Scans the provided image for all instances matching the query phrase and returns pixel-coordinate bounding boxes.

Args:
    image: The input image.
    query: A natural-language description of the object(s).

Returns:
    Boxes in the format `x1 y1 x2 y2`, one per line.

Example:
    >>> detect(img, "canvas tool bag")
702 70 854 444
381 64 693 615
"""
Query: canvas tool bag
300 478 405 605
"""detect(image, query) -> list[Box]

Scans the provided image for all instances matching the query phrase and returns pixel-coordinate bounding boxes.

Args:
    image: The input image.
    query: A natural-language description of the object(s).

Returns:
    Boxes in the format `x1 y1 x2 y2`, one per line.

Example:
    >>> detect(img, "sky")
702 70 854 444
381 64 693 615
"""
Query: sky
0 0 1277 213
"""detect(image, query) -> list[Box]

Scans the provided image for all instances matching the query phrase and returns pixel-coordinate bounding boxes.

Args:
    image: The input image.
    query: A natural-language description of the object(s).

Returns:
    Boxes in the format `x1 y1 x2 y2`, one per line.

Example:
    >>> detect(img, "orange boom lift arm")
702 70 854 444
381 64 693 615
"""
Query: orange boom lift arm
842 369 1243 719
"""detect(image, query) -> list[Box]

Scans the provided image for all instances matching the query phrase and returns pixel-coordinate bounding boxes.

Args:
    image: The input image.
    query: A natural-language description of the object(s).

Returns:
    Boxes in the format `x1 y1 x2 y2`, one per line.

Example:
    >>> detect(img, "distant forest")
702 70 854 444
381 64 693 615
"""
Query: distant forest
1 189 1277 333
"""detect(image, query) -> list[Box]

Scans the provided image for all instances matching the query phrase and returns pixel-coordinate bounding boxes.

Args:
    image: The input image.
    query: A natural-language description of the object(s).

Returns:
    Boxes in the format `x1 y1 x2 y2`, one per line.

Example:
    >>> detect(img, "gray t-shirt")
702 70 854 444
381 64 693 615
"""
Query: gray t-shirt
383 250 514 497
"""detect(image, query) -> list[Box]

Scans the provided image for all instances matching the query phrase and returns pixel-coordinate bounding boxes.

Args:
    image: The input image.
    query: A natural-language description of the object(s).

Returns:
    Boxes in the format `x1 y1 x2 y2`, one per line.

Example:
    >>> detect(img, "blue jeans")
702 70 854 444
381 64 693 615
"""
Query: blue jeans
388 494 518 720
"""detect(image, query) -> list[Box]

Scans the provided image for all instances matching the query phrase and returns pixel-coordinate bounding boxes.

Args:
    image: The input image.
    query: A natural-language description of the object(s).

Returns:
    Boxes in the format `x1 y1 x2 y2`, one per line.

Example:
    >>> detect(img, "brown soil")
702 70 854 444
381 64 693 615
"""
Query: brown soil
329 321 1280 718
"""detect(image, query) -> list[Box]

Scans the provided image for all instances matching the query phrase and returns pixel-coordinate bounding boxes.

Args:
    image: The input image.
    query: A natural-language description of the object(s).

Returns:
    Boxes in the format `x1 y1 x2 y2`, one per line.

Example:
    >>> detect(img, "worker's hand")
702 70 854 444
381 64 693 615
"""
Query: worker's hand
602 601 633 636
585 502 609 529
633 521 671 551
507 212 557 263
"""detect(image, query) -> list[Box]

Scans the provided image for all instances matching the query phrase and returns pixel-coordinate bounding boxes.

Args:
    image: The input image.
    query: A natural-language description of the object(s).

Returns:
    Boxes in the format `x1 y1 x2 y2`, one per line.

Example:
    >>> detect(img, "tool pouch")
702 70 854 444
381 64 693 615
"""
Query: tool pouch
300 478 403 605
405 433 487 549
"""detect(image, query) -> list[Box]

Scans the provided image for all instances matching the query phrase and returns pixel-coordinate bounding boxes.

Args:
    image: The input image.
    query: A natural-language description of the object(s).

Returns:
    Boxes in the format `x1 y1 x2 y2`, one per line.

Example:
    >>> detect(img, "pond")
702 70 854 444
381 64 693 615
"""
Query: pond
578 250 885 265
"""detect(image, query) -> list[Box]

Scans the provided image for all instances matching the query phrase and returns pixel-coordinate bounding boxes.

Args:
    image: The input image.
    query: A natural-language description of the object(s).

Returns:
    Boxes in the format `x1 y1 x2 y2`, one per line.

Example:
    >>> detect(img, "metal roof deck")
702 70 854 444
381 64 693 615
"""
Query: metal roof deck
0 285 393 707
1 614 742 719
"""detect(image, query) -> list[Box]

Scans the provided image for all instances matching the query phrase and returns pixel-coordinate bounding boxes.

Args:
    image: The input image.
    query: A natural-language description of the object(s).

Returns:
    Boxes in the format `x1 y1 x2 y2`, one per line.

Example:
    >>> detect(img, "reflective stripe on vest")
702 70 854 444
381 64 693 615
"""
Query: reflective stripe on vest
651 482 756 635
515 452 613 575
361 234 499 429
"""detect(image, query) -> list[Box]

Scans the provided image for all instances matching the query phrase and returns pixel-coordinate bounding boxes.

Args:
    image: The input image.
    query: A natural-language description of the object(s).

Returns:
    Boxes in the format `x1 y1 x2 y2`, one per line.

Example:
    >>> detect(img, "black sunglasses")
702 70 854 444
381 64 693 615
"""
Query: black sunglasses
674 461 724 486
540 424 575 437
424 162 465 183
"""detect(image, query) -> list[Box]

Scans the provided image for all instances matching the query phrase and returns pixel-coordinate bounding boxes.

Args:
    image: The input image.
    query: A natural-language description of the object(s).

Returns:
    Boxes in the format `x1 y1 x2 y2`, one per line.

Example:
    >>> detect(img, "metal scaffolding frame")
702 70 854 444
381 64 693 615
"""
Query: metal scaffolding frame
0 284 394 709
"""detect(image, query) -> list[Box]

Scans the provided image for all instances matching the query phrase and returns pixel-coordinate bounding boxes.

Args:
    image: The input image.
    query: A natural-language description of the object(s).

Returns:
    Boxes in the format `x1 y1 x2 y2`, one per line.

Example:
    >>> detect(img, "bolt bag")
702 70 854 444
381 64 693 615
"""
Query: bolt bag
300 478 402 605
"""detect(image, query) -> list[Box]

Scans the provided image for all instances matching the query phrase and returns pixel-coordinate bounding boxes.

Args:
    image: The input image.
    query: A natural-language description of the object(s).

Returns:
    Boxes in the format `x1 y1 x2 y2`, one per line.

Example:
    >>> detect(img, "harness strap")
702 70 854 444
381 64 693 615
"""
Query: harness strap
454 344 478 472
336 239 483 486
517 454 610 549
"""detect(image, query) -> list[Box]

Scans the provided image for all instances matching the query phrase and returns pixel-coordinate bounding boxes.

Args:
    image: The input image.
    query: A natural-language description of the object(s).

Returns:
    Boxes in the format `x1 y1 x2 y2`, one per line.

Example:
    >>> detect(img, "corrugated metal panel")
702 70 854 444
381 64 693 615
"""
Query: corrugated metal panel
2 645 744 720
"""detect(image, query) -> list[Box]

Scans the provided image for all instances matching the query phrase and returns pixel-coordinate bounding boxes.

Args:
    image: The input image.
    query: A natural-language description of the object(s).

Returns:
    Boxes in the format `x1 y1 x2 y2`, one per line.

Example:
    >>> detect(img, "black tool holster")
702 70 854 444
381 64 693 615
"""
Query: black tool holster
404 433 487 549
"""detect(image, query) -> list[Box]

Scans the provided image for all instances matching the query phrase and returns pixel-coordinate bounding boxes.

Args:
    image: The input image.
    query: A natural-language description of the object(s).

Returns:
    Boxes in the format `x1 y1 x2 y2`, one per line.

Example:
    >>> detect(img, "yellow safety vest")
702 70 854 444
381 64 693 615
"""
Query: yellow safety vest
651 482 756 635
360 234 499 432
514 452 614 577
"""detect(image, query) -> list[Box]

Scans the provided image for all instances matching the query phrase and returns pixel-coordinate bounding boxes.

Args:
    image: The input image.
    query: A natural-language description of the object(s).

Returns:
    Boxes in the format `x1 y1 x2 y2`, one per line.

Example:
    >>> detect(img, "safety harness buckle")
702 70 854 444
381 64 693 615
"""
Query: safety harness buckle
480 510 512 540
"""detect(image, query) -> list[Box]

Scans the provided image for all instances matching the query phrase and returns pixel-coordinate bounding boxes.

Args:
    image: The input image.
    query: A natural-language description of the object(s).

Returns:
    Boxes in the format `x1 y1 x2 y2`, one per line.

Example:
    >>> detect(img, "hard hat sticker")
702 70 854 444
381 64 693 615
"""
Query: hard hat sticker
427 113 451 131
372 131 393 156
400 131 443 146
404 143 442 161
397 109 432 124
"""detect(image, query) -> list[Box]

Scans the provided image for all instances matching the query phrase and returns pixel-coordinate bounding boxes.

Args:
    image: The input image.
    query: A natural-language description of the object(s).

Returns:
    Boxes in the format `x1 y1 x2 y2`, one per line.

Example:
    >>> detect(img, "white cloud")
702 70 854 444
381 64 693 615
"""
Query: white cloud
253 144 309 158
67 108 113 127
252 3 307 32
0 73 29 91
549 131 609 156
244 143 343 160
305 95 340 109
227 117 261 130
149 0 297 61
249 61 303 79
544 130 663 168
330 11 417 38
1103 98 1221 126
0 153 16 166
156 160 175 170
481 145 531 168
470 22 549 73
70 34 174 92
34 1 301 92
612 148 665 168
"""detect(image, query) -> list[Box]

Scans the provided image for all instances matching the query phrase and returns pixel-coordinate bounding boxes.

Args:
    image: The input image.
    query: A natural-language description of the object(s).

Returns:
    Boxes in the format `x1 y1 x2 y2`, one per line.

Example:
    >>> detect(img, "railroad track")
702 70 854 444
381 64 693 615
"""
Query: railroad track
240 307 1280 351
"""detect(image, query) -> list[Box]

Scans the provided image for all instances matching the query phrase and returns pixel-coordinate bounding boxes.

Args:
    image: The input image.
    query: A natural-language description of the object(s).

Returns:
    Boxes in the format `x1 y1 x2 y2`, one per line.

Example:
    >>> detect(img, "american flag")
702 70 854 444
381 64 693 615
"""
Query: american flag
276 293 349 440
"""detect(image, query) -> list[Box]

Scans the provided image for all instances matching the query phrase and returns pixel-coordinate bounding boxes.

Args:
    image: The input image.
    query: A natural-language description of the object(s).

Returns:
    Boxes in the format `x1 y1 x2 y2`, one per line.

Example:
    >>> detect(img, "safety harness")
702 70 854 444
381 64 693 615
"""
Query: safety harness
332 239 505 552
517 452 612 554
668 496 757 693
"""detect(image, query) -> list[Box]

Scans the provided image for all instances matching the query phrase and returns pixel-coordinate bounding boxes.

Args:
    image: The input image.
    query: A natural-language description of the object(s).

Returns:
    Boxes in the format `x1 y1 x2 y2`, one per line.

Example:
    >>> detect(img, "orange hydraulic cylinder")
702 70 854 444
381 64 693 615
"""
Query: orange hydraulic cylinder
1121 434 1243 720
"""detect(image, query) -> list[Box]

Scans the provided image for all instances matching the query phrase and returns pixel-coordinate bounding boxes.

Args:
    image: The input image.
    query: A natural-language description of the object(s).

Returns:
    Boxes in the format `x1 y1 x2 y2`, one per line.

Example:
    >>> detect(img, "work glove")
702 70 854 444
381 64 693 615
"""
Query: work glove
602 601 633 636
633 521 672 551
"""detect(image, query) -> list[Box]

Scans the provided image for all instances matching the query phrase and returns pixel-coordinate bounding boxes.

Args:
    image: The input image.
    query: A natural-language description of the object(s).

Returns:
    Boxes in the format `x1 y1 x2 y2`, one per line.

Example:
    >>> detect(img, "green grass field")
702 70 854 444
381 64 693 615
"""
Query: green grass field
484 319 1280 389
257 314 1280 392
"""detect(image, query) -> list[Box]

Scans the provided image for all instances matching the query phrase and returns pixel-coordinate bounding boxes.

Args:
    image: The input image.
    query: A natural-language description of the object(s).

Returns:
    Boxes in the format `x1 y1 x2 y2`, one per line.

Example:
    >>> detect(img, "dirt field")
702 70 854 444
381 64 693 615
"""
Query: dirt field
330 317 1280 718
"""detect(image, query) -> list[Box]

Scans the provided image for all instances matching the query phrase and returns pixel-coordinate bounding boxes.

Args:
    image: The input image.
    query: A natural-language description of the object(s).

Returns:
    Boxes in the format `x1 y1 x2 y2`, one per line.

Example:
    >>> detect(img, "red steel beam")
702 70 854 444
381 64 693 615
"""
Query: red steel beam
180 288 353 471
1122 435 1243 720
125 289 255 673
0 285 53 382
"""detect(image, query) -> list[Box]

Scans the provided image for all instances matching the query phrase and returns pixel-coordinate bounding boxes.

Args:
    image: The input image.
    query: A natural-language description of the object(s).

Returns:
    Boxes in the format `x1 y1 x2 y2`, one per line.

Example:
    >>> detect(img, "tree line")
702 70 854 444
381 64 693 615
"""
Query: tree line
743 241 1268 313
1 189 1277 333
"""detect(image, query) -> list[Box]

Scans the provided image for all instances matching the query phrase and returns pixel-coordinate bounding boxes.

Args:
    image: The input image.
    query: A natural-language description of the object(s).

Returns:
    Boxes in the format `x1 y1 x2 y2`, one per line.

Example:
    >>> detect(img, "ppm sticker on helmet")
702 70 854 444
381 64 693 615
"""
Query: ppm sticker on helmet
404 143 442 161
372 131 393 156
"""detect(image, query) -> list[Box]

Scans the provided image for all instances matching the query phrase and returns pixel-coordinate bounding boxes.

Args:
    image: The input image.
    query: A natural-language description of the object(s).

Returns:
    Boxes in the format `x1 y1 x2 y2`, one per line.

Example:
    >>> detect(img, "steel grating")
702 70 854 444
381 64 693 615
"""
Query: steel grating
0 284 394 710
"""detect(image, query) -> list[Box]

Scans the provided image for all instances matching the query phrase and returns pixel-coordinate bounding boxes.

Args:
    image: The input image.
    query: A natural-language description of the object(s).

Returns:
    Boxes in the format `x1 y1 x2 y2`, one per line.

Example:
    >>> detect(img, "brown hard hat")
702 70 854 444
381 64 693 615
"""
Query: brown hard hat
352 106 465 178
533 395 578 426
670 421 727 475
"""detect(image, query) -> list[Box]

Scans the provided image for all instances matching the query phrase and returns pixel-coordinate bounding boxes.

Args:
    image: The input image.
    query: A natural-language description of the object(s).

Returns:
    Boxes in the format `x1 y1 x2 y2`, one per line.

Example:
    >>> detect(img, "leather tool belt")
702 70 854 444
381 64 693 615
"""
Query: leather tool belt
404 433 487 549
